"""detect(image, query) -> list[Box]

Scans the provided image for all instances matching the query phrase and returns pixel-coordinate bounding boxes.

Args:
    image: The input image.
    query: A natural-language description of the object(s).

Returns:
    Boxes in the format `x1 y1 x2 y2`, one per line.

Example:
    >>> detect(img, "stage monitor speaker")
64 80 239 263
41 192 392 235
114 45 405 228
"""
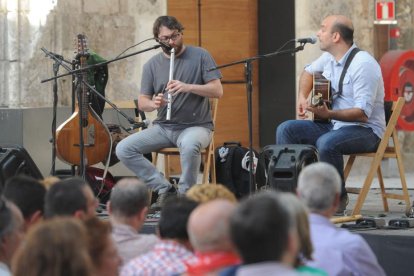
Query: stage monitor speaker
262 144 318 192
0 144 43 190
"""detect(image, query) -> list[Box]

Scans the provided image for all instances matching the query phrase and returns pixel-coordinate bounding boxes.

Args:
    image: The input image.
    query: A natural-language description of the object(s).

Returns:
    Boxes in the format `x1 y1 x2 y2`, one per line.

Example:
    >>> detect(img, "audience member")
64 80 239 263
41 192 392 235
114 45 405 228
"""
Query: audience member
107 177 158 264
0 199 24 276
279 193 327 275
229 191 300 276
39 175 61 189
121 197 198 276
12 217 93 276
297 162 385 276
186 183 237 203
186 199 240 275
44 177 97 219
84 217 122 276
2 175 46 231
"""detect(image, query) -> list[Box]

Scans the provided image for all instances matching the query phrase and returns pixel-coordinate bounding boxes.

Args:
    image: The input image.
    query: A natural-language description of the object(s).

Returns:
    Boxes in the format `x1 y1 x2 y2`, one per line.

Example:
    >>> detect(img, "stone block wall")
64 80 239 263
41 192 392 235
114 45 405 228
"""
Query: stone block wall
0 0 166 108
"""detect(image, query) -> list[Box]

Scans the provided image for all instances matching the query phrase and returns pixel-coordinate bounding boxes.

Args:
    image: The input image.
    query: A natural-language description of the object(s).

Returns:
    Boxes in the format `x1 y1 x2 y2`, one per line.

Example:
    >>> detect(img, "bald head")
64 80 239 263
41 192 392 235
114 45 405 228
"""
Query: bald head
326 15 354 45
188 199 236 252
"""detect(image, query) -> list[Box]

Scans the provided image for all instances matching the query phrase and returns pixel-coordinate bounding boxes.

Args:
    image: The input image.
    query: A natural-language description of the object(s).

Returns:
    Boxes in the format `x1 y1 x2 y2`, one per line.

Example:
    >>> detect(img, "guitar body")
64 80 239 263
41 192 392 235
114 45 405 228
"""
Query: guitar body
311 72 332 122
55 34 111 166
56 106 111 166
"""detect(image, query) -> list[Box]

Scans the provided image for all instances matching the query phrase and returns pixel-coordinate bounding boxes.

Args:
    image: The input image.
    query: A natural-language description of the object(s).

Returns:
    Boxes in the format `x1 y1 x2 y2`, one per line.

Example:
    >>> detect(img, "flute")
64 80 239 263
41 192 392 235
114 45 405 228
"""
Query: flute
166 48 175 120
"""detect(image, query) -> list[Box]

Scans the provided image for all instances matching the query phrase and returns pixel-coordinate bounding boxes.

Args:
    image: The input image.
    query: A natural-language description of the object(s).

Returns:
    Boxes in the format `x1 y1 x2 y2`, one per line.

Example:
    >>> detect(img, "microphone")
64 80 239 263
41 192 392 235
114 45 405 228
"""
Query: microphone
155 39 173 51
125 119 150 131
296 36 317 44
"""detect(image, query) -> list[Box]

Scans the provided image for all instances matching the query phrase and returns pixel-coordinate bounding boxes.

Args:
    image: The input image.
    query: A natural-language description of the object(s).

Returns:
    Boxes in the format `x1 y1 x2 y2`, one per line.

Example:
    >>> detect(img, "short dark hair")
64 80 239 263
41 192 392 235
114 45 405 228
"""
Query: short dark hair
158 197 198 240
109 178 149 217
153 15 184 38
332 22 353 45
230 191 293 264
44 177 87 219
3 175 46 219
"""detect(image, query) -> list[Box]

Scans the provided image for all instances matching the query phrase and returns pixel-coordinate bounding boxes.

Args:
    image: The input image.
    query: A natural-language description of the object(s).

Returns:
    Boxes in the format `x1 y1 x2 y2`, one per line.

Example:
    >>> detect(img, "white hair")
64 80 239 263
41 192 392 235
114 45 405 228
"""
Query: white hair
297 162 341 212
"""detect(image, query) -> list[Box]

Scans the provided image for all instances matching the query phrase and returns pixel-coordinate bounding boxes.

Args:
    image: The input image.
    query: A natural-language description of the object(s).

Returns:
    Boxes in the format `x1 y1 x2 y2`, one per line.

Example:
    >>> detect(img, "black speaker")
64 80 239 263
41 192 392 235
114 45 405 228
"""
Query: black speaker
0 144 43 190
262 144 318 192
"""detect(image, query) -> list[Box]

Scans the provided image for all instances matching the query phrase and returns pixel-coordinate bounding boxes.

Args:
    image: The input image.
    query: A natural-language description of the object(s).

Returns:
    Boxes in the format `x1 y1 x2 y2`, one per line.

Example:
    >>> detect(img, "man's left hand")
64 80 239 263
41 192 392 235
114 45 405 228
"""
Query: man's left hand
306 102 331 120
166 80 190 96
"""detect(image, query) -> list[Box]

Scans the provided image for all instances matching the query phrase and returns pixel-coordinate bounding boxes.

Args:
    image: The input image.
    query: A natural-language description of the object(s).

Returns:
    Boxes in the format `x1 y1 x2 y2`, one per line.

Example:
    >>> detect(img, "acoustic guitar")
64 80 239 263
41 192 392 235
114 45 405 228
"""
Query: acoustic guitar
310 72 332 122
55 34 111 166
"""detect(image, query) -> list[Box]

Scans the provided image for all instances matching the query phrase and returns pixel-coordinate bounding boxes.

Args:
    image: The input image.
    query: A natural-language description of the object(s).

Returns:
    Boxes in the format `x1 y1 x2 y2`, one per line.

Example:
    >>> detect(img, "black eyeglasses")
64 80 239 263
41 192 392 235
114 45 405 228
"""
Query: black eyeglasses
158 32 181 43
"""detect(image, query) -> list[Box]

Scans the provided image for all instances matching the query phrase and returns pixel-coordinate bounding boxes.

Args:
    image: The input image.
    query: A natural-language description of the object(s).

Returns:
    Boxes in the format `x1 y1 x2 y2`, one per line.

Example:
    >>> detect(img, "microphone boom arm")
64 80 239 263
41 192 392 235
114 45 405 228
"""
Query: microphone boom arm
41 44 163 84
208 45 304 72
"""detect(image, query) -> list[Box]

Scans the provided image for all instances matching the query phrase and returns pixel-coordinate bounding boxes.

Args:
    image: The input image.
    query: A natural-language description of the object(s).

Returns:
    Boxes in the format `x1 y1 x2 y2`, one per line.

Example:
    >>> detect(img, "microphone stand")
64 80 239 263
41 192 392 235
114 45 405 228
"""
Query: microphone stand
41 44 163 178
41 49 74 176
208 44 307 194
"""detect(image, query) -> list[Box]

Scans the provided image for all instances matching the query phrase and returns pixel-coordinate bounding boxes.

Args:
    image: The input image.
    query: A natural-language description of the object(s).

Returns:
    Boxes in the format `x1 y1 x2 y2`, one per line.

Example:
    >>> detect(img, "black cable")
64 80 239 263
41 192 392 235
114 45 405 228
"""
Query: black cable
115 37 155 58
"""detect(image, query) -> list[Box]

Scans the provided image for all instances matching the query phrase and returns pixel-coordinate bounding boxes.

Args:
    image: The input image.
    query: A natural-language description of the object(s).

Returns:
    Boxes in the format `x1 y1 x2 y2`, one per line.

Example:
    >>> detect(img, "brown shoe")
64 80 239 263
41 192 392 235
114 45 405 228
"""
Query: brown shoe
335 193 349 216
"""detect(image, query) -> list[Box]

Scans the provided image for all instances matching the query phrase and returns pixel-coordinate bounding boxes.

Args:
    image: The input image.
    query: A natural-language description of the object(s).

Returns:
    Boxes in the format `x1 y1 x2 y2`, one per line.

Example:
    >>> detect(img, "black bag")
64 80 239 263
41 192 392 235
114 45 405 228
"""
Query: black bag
0 145 43 191
215 142 258 199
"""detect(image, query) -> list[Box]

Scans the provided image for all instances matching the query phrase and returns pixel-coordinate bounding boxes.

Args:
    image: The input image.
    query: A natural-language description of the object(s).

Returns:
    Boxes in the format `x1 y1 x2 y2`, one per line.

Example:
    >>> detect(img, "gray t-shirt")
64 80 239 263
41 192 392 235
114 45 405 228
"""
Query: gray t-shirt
141 46 222 130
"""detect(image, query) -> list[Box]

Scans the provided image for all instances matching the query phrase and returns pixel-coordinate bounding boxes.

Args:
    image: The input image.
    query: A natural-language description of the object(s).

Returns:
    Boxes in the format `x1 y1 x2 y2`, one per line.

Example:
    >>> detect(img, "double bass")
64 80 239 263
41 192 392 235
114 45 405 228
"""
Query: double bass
55 34 111 166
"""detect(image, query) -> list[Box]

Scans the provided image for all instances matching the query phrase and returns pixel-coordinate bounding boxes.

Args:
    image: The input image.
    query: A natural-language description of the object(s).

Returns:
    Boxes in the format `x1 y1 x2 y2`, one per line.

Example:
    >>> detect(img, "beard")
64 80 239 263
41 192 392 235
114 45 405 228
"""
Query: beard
162 42 183 56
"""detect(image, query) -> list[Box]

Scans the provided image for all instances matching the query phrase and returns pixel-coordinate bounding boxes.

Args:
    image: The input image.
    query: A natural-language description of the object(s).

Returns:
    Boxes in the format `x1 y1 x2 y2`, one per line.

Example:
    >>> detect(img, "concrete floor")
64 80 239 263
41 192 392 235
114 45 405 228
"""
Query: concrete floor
343 173 414 220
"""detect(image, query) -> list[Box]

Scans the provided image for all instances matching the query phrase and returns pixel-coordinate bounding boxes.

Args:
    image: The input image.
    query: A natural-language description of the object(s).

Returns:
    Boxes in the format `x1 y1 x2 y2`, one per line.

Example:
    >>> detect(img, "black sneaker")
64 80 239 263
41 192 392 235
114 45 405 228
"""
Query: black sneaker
150 186 177 211
335 193 349 216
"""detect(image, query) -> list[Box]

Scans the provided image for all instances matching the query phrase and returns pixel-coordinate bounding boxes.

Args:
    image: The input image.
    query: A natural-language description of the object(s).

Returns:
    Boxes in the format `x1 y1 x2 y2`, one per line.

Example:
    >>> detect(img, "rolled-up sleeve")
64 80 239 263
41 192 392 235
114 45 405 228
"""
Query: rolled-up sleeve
350 60 382 118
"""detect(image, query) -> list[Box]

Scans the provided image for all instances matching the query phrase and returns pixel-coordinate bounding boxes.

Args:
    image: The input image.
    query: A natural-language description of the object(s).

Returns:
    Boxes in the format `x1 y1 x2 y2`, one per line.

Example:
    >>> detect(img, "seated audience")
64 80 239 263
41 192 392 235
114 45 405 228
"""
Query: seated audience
228 191 300 276
297 162 385 276
279 193 327 275
107 177 158 264
44 177 98 219
12 217 93 276
186 183 237 203
2 175 46 231
39 176 61 189
186 199 240 275
121 197 198 276
0 199 24 276
84 217 122 276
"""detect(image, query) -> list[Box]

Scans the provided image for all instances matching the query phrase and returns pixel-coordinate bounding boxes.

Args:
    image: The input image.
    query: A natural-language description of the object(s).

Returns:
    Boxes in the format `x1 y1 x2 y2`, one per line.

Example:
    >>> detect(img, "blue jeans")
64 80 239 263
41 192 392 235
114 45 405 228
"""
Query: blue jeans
276 120 381 197
116 124 212 194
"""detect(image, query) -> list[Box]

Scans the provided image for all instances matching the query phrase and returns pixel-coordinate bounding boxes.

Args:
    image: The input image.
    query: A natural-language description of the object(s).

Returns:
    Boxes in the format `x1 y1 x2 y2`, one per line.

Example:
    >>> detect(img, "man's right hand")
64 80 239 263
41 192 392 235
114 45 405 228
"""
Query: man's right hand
297 95 309 119
153 93 167 109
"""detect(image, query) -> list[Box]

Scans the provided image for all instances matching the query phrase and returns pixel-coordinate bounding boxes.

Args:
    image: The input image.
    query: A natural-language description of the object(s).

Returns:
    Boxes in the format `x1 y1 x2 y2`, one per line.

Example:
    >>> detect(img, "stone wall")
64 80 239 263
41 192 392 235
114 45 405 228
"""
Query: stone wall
0 0 166 108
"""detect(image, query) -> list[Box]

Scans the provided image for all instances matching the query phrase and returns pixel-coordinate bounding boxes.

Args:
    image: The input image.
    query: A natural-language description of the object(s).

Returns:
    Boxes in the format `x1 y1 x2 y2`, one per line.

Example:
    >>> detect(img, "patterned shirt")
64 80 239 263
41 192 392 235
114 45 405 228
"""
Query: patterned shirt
120 240 196 276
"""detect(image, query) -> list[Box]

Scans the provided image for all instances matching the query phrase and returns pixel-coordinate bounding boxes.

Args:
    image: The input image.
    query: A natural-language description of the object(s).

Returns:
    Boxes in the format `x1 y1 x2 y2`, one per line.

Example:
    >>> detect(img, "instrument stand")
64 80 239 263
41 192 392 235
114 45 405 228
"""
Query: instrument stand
41 44 163 178
209 43 308 194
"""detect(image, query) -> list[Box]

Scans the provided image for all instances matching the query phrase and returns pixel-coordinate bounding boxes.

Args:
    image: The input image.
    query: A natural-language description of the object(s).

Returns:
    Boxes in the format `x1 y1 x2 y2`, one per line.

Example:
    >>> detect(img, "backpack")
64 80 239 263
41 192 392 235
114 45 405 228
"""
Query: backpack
215 142 258 199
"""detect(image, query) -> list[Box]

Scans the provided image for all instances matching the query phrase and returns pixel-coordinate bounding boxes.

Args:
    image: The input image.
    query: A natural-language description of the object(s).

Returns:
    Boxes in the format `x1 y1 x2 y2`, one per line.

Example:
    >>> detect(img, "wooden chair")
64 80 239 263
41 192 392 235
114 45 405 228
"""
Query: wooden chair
152 98 218 184
343 97 410 215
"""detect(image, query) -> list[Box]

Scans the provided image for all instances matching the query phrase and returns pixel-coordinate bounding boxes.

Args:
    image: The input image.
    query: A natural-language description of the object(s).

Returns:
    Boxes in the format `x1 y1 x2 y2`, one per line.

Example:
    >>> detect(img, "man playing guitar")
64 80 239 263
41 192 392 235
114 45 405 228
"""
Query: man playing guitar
276 15 385 215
